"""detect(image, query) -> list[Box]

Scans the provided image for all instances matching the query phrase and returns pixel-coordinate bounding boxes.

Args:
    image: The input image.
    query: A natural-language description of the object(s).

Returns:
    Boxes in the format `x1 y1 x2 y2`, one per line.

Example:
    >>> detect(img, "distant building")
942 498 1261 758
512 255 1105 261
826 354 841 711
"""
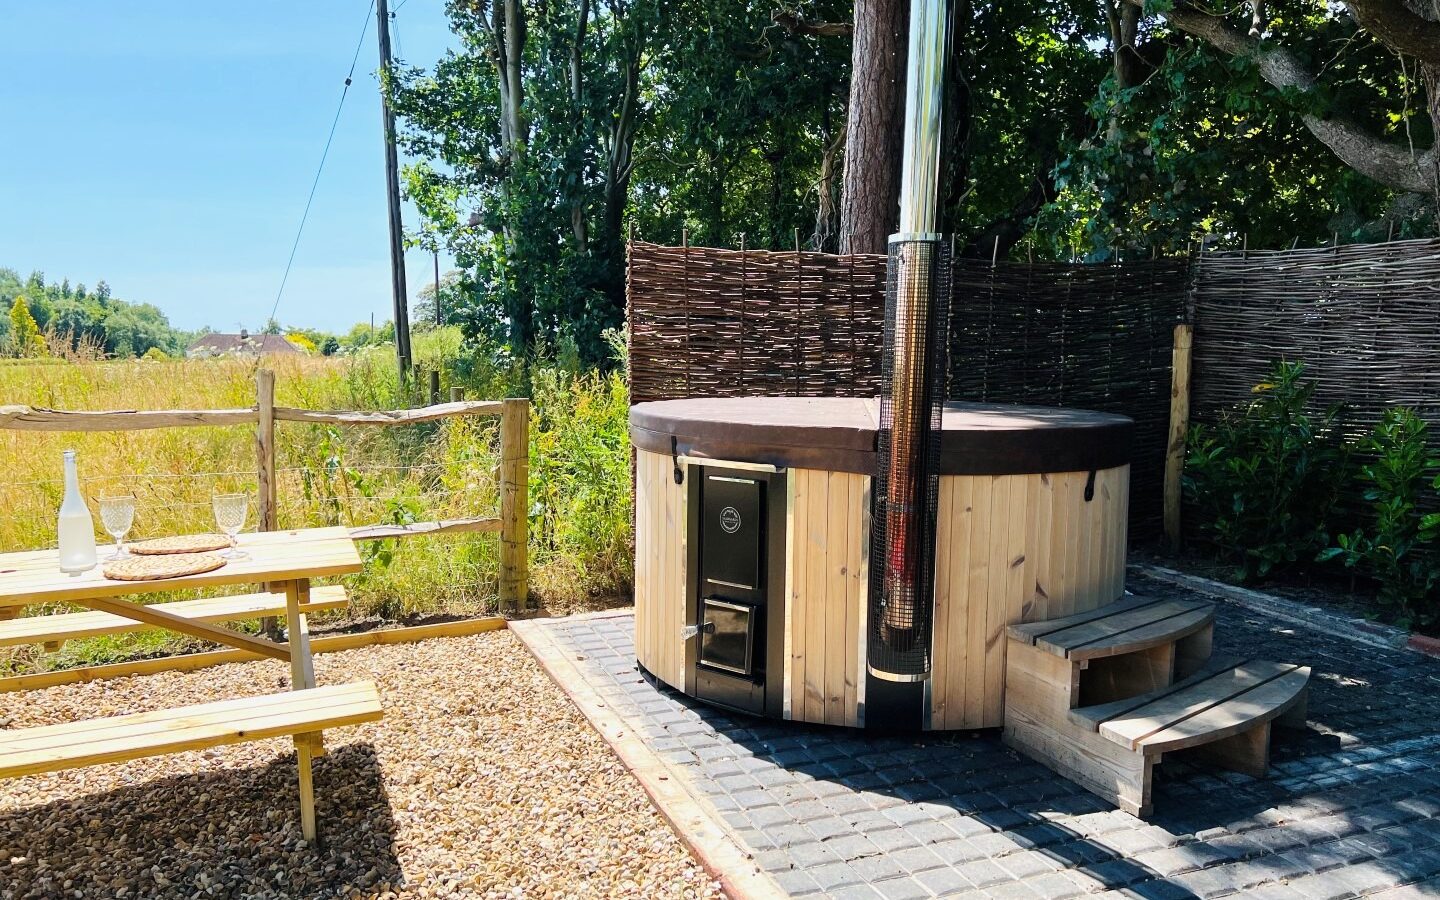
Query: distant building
186 329 302 359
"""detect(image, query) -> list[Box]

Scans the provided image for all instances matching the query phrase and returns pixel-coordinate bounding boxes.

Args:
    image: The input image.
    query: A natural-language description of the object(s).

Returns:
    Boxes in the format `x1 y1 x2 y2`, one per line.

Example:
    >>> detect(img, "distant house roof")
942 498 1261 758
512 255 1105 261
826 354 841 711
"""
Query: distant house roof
187 330 301 357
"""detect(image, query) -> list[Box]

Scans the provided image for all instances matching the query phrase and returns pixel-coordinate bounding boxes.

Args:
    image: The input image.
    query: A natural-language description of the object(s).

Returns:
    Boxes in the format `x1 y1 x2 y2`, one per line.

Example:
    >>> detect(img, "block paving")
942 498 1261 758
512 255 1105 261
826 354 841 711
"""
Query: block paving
536 572 1440 898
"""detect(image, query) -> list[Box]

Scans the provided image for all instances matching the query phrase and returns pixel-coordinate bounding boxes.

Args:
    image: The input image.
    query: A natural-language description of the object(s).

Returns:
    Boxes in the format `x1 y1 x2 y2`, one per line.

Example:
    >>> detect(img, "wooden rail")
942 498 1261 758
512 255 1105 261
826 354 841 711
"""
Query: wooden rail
0 372 530 612
0 400 504 431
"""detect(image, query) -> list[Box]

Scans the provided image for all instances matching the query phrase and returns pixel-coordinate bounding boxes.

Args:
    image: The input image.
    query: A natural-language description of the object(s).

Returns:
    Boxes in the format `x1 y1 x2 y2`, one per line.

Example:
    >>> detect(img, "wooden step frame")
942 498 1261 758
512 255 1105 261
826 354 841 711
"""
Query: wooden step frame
1002 596 1310 817
0 585 349 651
1004 638 1158 816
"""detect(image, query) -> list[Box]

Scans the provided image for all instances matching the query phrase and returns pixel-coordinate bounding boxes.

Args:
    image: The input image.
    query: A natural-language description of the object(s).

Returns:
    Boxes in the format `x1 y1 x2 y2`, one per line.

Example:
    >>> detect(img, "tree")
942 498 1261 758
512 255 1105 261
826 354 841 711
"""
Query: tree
391 0 656 361
103 303 178 358
840 0 907 254
9 296 44 357
0 265 185 357
393 0 848 361
1133 1 1440 196
1039 0 1440 256
412 269 468 328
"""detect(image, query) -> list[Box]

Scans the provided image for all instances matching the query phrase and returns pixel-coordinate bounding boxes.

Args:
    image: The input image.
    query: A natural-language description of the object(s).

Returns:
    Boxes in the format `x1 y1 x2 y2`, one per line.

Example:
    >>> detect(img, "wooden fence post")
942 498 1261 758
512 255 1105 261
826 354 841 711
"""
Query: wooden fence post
429 370 441 405
1164 324 1193 551
450 386 464 403
257 370 278 531
498 397 529 611
256 370 279 636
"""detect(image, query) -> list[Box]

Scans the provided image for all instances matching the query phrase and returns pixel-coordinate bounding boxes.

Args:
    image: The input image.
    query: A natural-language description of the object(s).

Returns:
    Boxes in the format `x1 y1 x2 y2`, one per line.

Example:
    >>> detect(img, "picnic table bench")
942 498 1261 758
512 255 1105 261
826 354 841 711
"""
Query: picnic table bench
0 526 384 843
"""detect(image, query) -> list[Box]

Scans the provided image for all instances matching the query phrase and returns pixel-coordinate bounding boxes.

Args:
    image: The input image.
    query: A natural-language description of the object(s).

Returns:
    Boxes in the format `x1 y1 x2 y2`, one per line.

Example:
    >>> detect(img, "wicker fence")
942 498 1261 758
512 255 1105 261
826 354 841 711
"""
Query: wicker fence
1190 239 1440 441
627 237 1440 538
627 241 888 401
627 241 1188 528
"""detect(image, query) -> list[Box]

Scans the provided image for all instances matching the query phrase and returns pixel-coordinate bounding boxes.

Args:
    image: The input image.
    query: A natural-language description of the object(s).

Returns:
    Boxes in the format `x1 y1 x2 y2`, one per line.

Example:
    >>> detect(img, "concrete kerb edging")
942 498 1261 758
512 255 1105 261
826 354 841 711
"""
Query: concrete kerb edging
1130 563 1440 656
509 615 786 900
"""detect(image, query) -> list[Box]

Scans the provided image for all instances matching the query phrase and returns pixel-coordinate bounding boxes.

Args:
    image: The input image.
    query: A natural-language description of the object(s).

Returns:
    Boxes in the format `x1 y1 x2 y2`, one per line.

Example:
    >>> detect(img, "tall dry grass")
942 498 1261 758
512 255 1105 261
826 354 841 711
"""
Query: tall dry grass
0 336 635 675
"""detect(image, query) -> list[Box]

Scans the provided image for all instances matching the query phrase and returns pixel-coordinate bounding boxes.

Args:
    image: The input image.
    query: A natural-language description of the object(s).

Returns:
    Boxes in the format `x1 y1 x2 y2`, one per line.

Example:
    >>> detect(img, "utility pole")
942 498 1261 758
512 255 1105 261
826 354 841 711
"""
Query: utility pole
376 0 412 381
433 248 442 327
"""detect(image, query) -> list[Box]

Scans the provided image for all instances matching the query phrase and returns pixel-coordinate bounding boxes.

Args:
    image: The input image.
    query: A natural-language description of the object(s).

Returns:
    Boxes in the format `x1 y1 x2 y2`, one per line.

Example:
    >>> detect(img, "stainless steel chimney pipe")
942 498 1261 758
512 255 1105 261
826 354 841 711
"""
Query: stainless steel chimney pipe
868 0 952 687
895 0 949 239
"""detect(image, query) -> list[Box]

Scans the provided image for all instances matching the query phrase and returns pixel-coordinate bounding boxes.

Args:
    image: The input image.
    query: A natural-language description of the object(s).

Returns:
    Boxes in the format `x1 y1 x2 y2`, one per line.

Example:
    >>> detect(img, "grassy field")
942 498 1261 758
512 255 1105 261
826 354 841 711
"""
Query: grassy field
0 338 633 673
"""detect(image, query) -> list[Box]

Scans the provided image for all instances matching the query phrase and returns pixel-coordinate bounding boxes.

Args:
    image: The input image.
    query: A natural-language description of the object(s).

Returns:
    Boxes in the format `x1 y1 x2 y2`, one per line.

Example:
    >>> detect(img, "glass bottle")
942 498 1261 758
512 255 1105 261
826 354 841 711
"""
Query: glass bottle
57 450 97 574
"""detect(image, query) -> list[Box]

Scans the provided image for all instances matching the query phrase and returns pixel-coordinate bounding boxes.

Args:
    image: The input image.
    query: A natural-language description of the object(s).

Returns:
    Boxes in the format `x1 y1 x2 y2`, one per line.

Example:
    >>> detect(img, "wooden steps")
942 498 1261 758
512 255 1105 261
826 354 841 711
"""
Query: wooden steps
0 585 348 649
1008 595 1215 662
0 681 382 779
1003 595 1310 817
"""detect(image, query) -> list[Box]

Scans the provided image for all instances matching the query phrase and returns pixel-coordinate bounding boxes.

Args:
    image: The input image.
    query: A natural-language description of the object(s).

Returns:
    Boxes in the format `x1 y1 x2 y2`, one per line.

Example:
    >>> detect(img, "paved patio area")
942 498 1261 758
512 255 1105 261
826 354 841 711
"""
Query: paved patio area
518 571 1440 899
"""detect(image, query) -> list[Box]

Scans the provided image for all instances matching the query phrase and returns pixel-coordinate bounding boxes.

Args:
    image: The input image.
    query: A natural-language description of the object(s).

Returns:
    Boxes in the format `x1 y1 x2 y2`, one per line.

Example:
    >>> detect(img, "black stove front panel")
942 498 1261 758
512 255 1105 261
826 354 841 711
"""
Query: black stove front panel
685 465 786 718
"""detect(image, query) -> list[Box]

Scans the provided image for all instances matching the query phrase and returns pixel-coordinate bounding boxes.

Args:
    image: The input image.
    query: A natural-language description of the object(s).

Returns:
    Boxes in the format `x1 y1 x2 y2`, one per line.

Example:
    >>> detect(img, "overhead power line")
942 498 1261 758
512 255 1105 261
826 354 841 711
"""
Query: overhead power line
268 0 377 327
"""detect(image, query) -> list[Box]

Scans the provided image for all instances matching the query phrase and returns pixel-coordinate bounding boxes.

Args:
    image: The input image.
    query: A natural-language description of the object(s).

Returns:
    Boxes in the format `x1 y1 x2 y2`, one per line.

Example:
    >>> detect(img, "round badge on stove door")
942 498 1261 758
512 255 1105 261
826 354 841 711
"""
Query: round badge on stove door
720 506 742 534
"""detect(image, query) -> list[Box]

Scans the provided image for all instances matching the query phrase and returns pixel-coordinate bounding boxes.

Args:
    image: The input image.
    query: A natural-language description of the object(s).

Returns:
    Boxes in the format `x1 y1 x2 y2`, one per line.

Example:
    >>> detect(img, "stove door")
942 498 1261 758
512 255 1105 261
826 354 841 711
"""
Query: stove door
701 475 763 598
698 597 756 675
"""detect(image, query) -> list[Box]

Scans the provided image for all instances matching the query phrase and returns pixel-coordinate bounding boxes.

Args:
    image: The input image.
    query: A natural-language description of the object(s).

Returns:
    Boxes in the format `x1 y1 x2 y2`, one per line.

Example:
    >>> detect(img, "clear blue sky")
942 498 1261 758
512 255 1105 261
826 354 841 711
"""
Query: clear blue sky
0 1 458 334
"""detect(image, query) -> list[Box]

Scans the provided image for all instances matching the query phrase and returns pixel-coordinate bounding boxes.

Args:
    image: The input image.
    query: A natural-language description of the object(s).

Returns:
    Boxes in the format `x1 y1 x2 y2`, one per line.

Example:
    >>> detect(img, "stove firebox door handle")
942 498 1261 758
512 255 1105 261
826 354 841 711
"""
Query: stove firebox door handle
682 621 716 641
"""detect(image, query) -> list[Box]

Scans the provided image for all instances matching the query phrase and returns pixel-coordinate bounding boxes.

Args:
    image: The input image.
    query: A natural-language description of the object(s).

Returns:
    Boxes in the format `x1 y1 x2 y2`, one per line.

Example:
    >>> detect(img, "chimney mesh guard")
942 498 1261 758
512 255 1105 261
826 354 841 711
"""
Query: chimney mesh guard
868 237 950 680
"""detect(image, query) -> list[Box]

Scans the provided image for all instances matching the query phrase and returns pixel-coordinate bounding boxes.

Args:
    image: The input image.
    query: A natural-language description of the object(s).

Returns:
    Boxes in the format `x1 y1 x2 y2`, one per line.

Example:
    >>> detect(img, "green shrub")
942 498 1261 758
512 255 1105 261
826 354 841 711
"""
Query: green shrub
1184 361 1352 580
1319 407 1440 626
527 355 633 609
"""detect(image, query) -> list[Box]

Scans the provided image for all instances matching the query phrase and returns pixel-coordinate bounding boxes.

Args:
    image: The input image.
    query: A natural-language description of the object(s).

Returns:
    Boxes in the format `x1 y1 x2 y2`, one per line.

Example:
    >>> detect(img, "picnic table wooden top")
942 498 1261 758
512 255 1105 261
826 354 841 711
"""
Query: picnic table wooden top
0 526 361 608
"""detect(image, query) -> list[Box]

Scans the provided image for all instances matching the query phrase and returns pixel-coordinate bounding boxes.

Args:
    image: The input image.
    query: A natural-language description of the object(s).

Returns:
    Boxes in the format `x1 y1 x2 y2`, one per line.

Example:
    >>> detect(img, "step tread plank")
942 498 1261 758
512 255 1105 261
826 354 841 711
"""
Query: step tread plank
1035 598 1213 659
1070 655 1244 732
0 586 348 647
1099 661 1302 750
1007 594 1164 646
1133 666 1312 753
0 681 383 779
1057 606 1216 662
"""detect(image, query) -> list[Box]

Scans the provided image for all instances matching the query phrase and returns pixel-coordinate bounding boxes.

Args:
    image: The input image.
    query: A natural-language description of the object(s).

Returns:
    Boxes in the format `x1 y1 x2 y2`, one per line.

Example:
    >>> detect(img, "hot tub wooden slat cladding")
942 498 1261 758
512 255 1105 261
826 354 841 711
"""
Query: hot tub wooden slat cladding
930 466 1130 730
787 469 866 728
635 450 685 688
634 448 1128 728
804 471 826 722
824 472 850 726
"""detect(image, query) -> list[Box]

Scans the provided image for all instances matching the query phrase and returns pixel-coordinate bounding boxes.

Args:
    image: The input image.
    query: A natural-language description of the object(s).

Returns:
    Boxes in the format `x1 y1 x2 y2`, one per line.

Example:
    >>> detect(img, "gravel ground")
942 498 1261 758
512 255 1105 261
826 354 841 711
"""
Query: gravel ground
0 631 722 900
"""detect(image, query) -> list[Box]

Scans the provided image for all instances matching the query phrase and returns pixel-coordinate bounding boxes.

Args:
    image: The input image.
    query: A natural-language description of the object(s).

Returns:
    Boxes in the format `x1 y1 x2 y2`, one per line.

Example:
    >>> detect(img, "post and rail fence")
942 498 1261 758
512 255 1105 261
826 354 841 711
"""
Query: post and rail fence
0 370 529 613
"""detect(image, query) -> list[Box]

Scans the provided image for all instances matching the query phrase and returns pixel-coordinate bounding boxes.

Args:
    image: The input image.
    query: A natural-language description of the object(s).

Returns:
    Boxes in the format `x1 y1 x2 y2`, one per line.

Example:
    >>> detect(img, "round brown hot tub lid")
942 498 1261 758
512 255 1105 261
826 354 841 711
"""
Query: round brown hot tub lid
629 396 1133 475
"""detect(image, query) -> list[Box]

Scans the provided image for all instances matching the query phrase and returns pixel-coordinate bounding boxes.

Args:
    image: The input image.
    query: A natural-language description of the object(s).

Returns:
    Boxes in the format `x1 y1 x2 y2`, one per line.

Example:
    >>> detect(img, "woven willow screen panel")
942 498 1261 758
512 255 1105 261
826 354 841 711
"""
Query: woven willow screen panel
1191 240 1440 440
627 241 1188 528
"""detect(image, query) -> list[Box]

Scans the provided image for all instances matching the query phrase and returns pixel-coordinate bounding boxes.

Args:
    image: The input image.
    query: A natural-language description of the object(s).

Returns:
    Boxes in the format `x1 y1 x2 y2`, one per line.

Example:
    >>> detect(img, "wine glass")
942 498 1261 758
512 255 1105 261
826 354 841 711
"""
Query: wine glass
98 494 136 561
212 492 249 559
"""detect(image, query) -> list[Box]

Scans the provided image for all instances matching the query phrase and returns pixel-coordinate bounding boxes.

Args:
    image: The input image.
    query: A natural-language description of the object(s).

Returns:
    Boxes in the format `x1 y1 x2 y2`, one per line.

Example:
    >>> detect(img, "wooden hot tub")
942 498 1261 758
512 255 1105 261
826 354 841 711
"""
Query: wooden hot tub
630 397 1133 730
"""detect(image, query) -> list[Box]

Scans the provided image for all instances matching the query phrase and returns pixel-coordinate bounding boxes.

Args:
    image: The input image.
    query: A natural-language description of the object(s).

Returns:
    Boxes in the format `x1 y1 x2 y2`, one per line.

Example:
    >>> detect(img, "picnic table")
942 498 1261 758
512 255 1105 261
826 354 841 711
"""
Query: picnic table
0 526 384 843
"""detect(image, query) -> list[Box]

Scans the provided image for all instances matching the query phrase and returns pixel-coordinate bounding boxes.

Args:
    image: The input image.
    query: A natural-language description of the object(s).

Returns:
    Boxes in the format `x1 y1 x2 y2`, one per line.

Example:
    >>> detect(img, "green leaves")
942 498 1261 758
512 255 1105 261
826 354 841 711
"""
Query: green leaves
1183 361 1352 582
1321 407 1440 626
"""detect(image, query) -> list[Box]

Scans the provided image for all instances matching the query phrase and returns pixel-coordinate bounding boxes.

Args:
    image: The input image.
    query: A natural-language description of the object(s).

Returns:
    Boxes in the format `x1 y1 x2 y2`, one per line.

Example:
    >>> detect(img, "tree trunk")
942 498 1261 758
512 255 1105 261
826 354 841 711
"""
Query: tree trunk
571 0 591 252
840 0 909 254
1421 60 1440 217
811 121 845 251
1107 1 1144 141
